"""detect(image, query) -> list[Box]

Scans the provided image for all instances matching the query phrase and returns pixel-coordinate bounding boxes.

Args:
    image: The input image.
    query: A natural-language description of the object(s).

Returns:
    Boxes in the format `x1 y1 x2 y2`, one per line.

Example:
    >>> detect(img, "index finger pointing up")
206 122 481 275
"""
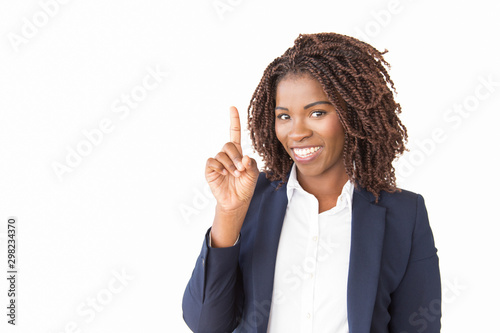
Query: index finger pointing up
229 106 242 153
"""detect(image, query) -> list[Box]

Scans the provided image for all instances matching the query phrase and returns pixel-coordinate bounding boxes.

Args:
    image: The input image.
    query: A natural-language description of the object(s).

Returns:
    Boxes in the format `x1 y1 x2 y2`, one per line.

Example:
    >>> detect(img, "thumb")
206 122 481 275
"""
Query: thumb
242 155 259 179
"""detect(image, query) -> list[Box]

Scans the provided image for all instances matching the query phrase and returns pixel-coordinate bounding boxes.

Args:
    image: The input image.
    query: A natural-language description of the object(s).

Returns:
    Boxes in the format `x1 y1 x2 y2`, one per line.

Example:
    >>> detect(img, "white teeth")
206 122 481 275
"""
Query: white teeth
294 146 321 157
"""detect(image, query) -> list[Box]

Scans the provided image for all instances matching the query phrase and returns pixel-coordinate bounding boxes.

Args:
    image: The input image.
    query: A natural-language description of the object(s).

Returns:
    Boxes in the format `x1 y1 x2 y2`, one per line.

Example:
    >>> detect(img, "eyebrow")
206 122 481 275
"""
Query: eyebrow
275 101 332 111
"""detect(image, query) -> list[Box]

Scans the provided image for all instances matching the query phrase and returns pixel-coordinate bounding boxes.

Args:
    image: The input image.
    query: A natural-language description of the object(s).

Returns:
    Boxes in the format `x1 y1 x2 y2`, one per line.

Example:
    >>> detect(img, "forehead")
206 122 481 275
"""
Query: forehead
276 73 329 103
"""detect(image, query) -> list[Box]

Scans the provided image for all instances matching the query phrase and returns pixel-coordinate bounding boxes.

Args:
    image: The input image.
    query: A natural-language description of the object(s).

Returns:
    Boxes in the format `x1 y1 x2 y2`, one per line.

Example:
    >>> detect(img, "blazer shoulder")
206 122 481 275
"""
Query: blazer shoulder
377 187 426 210
364 188 429 236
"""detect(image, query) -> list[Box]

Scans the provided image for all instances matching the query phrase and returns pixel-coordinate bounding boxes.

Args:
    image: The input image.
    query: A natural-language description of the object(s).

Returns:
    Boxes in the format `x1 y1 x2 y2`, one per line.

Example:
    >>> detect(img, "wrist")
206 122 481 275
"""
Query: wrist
215 202 249 216
211 204 248 248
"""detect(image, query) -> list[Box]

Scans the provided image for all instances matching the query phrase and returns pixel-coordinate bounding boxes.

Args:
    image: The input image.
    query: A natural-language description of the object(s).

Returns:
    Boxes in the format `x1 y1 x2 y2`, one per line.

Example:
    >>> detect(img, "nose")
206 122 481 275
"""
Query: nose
289 119 312 142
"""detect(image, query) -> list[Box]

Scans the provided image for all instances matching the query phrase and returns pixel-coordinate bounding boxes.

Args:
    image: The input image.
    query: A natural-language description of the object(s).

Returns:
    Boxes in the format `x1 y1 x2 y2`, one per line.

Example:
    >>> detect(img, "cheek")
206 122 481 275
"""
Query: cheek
335 124 345 141
321 119 345 144
275 124 287 148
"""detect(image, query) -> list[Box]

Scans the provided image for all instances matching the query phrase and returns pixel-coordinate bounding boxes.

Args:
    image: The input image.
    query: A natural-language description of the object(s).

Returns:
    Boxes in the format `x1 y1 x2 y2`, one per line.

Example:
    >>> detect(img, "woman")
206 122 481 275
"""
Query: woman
182 33 441 333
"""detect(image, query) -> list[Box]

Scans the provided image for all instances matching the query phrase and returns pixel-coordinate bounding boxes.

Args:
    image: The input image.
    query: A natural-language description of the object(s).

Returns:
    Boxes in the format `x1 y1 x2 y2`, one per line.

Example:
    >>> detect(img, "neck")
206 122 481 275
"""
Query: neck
296 167 349 200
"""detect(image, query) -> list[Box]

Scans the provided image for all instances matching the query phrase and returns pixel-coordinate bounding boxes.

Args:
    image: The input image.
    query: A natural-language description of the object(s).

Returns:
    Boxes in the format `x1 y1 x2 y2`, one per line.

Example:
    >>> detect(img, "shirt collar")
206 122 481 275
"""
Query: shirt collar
286 162 300 200
286 163 354 213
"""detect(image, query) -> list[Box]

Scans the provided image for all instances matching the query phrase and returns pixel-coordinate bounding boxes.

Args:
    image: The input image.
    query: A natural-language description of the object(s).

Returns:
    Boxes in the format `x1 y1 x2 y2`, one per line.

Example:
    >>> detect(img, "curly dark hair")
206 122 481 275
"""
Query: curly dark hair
247 32 408 200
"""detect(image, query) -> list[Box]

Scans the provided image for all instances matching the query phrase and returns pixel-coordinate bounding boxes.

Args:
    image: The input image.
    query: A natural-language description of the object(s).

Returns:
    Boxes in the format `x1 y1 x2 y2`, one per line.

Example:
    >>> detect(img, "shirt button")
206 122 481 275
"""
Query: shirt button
313 236 318 242
309 273 314 279
306 313 311 319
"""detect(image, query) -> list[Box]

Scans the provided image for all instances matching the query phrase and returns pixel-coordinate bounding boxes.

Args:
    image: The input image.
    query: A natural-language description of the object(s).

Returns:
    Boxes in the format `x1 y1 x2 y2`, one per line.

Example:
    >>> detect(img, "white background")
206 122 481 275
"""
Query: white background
1 0 499 332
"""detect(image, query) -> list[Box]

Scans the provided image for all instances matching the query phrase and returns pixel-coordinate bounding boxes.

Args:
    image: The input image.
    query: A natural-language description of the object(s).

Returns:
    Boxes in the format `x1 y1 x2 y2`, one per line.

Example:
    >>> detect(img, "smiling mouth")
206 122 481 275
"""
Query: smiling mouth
292 146 322 161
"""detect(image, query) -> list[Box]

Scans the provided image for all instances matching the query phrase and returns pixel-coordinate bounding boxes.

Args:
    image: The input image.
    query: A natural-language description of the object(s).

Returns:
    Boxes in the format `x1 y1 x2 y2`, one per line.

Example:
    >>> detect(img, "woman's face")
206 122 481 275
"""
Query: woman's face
274 73 347 181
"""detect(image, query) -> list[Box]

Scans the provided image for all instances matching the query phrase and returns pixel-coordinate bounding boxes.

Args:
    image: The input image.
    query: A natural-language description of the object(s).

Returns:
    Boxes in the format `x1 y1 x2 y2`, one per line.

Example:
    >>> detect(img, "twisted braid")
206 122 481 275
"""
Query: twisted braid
247 32 408 200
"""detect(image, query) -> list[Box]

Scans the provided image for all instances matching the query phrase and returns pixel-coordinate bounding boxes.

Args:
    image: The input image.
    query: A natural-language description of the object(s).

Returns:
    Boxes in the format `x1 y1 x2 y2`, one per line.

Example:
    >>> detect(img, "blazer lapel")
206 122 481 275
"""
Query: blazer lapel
347 187 387 333
251 179 288 332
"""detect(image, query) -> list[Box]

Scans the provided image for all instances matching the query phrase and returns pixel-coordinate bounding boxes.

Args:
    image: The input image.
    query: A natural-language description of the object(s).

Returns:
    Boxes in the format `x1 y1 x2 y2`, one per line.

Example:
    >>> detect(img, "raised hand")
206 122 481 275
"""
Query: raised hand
206 106 259 210
205 106 259 247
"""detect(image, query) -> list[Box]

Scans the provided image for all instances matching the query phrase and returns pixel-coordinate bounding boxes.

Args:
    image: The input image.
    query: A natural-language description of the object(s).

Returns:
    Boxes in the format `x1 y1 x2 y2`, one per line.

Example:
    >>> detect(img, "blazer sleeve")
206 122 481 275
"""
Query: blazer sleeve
388 194 441 333
182 228 244 333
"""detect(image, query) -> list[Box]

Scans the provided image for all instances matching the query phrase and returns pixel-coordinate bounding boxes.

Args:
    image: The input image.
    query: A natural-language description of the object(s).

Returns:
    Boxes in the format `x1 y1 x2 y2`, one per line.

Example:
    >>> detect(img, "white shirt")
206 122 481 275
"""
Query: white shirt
267 163 353 333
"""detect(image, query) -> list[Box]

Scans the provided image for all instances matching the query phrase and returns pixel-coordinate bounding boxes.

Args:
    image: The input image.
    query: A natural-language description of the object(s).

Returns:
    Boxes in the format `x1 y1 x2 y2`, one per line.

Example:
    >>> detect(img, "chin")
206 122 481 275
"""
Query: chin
295 163 326 177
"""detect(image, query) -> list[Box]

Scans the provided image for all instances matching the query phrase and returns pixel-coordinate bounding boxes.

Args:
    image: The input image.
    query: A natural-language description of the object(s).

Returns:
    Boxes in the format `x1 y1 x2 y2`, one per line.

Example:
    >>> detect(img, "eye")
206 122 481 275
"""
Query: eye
311 110 326 118
276 113 290 120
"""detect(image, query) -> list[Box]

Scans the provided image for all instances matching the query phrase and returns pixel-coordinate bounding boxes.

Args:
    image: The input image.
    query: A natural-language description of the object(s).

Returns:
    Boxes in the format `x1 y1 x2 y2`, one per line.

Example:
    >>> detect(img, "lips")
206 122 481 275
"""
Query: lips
291 146 323 162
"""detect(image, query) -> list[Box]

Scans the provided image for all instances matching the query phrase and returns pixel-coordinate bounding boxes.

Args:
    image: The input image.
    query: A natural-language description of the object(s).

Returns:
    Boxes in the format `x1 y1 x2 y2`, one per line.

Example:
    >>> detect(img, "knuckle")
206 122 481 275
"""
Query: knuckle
214 151 226 159
222 142 234 150
223 142 241 156
205 159 217 170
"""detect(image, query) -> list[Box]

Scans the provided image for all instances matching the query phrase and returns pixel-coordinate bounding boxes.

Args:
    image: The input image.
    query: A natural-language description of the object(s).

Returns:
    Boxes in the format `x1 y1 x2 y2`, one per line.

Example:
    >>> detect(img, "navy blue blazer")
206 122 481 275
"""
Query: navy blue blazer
182 172 441 333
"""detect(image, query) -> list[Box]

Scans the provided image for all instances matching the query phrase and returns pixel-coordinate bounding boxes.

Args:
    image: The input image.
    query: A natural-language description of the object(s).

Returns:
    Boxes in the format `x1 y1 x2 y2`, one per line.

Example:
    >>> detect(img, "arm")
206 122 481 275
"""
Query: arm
182 106 258 332
388 194 441 333
182 228 244 333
